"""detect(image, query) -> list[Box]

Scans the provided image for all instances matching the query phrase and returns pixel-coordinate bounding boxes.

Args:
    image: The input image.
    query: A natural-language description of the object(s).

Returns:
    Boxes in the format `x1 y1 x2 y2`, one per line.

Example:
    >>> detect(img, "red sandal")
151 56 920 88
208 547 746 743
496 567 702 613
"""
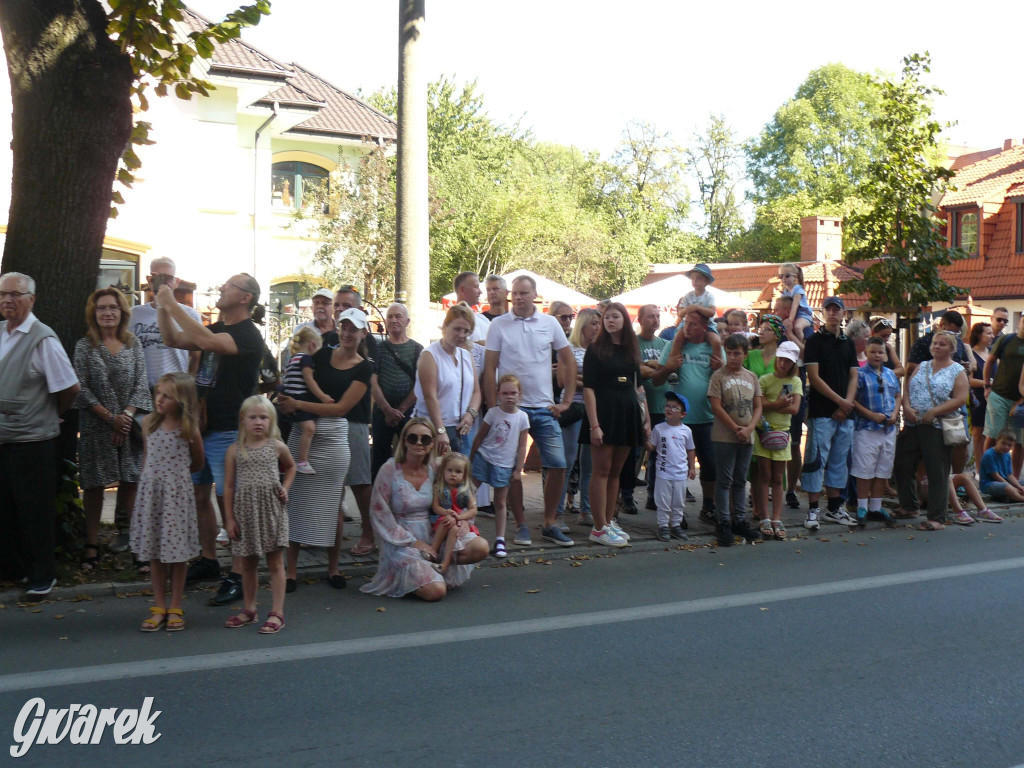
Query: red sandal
259 610 285 634
224 608 258 628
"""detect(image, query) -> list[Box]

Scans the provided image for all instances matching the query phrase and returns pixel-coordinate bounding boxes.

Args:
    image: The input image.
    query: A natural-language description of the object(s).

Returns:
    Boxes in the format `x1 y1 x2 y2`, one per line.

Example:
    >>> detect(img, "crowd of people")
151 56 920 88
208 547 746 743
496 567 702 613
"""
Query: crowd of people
2 259 1023 632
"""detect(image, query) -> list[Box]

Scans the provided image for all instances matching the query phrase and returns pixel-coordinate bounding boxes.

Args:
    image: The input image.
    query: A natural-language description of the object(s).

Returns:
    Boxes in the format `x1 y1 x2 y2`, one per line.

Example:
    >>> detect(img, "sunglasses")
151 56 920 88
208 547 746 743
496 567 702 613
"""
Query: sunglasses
405 433 434 446
872 318 894 329
556 313 575 321
994 317 1008 323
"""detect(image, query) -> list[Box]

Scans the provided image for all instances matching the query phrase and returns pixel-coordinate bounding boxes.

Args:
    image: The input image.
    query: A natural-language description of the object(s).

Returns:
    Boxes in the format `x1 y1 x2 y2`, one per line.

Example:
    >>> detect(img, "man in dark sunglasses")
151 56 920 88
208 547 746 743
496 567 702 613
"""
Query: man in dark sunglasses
991 307 1009 346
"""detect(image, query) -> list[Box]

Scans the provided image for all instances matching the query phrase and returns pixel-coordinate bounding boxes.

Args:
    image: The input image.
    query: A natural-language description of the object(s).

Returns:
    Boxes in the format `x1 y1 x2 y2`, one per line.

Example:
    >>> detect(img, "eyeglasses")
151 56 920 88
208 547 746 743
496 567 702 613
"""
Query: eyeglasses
994 317 1008 324
556 313 575 321
96 305 121 313
0 291 32 299
405 433 434 446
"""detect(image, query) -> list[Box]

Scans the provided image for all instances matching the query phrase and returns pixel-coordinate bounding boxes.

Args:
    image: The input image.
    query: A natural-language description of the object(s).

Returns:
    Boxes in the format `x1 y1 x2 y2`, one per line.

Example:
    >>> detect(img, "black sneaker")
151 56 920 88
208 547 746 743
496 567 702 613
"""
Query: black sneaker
209 573 242 606
731 519 761 543
716 523 734 547
186 557 221 583
656 526 671 542
23 577 57 597
699 507 716 524
645 496 657 511
670 526 689 541
786 490 800 509
620 497 639 515
686 489 697 503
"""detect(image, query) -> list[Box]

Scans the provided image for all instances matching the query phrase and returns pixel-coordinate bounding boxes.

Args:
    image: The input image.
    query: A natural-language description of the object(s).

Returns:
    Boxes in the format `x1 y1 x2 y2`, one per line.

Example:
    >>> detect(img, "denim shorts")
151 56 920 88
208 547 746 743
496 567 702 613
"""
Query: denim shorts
472 453 513 488
191 430 237 491
521 406 566 469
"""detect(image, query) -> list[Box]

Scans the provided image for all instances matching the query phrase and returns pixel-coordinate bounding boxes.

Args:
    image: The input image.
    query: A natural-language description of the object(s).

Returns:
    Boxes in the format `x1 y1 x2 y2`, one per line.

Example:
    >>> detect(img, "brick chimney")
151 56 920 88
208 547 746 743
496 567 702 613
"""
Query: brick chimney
800 216 843 262
1004 138 1022 150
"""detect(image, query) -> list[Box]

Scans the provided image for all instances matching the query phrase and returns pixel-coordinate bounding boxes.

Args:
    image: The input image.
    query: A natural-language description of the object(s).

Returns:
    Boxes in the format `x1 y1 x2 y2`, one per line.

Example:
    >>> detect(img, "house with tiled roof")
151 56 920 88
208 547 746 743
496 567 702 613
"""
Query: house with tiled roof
0 5 397 319
936 138 1024 325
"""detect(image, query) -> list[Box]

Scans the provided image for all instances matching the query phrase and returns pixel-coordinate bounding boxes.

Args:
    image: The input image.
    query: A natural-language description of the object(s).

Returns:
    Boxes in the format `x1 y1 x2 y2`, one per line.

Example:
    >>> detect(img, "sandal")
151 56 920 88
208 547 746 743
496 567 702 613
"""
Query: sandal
350 542 377 557
140 606 166 632
950 510 975 526
133 559 151 575
165 608 185 632
224 608 258 628
259 610 285 634
759 519 774 539
81 544 99 572
492 540 507 559
915 520 945 531
772 520 788 540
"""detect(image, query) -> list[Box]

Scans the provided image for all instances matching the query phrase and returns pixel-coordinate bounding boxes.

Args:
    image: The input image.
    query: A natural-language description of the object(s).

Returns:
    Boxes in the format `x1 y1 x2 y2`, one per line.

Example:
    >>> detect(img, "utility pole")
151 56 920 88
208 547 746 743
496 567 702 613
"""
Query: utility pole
395 0 429 325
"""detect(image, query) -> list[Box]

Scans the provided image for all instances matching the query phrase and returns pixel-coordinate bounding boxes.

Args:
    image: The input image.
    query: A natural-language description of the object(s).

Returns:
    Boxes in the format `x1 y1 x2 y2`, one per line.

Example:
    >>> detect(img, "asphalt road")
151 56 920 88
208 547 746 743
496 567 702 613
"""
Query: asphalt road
2 521 1023 767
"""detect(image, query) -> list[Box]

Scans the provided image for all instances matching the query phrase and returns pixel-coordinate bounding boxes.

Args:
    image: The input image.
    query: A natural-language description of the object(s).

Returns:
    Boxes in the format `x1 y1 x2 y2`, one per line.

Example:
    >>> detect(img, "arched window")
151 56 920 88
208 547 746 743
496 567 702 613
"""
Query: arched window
953 210 978 255
271 161 329 211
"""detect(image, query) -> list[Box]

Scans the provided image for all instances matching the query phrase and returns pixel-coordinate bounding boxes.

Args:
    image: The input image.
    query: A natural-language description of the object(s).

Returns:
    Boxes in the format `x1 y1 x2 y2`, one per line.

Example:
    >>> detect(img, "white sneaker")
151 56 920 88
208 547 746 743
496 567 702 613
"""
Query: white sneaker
823 506 857 526
216 528 229 545
295 461 316 475
589 526 628 547
607 518 631 541
804 509 821 530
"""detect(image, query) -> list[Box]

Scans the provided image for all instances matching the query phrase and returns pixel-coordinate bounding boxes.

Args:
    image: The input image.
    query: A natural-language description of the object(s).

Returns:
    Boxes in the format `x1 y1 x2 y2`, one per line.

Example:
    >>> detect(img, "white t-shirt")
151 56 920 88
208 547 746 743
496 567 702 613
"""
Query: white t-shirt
477 406 530 468
650 421 695 481
470 311 491 344
485 310 569 408
130 302 201 387
413 341 475 426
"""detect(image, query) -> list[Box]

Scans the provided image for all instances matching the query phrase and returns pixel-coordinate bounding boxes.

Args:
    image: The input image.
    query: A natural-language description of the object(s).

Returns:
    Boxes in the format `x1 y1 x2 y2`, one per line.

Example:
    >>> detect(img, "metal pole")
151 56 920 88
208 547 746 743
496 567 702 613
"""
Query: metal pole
395 0 429 327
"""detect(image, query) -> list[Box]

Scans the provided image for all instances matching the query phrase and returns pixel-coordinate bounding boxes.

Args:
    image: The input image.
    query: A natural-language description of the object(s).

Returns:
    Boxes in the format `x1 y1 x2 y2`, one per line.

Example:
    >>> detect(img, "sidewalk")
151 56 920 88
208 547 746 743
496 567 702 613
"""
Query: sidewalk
5 470 1023 603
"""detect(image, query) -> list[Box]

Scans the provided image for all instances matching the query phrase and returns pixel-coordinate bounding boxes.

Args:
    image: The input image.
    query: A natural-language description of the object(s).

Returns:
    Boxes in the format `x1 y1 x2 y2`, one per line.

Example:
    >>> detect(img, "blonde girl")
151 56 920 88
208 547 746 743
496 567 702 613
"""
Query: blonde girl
430 452 478 573
131 373 204 632
777 263 813 341
223 396 296 634
280 326 331 474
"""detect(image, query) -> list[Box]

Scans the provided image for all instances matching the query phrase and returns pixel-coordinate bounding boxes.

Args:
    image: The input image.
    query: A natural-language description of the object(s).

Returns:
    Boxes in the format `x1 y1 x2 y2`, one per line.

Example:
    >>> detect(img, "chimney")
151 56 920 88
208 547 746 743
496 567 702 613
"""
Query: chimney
800 216 843 262
1004 138 1022 150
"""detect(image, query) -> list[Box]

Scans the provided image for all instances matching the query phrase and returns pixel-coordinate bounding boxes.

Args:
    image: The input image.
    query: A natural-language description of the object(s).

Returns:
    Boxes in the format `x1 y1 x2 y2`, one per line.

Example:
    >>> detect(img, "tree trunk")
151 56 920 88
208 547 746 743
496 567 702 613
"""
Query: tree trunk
0 0 133 350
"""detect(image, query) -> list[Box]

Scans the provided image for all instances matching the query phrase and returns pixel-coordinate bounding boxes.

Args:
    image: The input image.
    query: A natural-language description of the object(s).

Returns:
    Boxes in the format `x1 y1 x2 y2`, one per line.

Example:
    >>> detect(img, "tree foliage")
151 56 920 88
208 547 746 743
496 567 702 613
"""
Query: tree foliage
686 114 744 260
840 53 966 313
742 63 882 257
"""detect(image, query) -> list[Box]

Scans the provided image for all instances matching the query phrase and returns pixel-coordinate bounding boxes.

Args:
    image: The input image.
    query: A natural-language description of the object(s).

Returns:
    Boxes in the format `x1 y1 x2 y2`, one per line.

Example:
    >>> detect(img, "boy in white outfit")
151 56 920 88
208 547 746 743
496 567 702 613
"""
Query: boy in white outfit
646 391 696 541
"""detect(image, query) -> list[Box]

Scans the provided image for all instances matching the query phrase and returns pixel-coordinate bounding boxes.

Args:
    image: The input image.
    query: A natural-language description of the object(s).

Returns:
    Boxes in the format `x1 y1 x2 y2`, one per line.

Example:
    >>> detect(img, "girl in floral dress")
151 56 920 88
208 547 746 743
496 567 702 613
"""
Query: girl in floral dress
132 373 203 632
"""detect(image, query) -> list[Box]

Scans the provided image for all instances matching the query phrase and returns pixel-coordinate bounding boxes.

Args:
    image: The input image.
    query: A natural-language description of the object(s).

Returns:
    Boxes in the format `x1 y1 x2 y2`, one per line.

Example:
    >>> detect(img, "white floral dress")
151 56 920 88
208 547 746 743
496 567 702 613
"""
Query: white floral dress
360 459 476 597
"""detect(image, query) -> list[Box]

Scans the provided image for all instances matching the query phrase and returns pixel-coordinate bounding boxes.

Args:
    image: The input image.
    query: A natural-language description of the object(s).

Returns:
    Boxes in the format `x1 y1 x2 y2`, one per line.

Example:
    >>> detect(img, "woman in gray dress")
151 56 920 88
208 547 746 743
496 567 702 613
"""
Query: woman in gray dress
73 288 152 571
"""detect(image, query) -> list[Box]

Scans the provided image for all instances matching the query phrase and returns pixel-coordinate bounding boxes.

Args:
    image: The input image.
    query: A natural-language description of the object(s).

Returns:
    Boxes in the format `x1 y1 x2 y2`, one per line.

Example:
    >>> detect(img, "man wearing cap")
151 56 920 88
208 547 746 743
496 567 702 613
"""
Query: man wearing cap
653 310 721 519
800 295 859 530
0 272 80 598
156 273 264 605
296 287 338 340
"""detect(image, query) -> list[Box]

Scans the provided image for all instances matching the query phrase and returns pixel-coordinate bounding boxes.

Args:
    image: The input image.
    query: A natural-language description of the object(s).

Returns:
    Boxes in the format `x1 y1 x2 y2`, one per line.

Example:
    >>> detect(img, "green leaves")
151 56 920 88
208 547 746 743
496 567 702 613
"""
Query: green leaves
841 53 966 313
105 1 271 213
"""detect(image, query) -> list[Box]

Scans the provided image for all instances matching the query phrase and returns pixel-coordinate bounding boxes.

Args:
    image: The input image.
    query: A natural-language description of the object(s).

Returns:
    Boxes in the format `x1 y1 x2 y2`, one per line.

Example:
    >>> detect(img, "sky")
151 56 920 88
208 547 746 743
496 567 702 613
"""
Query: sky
192 0 1022 159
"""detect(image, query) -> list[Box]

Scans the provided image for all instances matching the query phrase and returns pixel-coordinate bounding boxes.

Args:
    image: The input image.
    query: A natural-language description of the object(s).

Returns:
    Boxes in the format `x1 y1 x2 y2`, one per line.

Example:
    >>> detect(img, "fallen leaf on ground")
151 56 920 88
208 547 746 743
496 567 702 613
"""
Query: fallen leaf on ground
759 607 768 611
53 615 64 619
376 607 387 612
526 589 540 594
69 594 92 602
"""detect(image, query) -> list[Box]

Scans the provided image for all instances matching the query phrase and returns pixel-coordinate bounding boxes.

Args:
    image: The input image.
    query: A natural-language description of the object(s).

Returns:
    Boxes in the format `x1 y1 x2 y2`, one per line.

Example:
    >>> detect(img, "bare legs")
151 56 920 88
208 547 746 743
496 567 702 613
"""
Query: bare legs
589 444 631 530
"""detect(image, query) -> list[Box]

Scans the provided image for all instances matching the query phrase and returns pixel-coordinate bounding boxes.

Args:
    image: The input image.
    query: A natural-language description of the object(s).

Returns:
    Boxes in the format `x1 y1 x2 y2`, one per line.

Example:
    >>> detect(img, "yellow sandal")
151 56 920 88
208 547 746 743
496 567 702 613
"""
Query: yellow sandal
165 608 185 632
140 606 166 632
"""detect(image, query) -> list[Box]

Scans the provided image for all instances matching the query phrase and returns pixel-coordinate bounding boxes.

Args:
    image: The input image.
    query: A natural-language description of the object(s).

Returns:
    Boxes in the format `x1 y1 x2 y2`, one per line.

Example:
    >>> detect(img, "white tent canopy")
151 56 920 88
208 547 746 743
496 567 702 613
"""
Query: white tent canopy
610 274 747 311
442 269 596 307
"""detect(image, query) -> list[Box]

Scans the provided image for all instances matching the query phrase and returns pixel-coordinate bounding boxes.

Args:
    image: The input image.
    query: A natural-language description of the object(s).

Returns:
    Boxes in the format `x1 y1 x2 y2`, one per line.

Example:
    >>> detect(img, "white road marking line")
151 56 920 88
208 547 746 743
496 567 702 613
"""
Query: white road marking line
2 556 1022 694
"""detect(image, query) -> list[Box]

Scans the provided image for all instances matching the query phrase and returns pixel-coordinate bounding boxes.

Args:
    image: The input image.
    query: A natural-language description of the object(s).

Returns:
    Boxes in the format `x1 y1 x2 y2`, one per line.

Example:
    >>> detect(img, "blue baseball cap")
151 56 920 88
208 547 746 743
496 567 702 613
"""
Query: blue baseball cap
665 391 689 411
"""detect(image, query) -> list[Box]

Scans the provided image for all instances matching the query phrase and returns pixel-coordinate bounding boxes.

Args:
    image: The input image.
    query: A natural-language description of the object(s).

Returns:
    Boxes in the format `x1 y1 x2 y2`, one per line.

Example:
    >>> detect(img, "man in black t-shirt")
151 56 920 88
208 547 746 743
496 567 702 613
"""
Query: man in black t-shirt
983 314 1024 477
157 274 263 605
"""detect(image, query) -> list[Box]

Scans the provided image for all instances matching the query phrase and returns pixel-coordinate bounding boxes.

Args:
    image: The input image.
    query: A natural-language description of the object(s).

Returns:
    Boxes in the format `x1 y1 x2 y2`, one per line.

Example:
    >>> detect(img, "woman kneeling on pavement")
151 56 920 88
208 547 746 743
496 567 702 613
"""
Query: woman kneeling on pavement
361 418 489 600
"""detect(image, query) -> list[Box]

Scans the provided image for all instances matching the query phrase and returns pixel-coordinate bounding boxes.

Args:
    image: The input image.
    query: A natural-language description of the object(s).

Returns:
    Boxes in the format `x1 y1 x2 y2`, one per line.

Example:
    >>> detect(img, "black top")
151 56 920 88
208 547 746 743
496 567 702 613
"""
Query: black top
310 347 373 424
196 319 263 432
991 334 1024 400
909 331 970 367
803 328 858 419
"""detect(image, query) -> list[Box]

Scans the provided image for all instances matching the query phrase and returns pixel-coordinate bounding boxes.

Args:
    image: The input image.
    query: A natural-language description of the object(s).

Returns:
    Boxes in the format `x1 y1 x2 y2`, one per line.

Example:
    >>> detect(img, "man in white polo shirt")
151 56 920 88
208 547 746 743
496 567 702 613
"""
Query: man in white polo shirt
484 275 577 547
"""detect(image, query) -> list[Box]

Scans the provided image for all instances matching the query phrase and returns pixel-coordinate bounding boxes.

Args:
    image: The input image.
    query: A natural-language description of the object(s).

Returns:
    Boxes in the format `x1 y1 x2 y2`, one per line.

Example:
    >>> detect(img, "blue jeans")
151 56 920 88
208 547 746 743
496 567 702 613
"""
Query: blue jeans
713 440 754 524
557 418 583 514
191 430 238 492
801 417 854 494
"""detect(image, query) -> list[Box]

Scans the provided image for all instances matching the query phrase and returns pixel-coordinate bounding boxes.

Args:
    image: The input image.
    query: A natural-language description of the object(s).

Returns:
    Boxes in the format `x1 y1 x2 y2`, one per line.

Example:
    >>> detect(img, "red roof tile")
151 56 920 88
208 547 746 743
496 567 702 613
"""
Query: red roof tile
940 145 1024 207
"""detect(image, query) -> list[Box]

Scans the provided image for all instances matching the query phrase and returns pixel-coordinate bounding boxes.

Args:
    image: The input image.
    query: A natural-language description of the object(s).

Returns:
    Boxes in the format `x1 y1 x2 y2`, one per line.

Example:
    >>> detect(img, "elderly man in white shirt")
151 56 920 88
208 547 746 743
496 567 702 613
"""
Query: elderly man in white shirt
129 256 201 388
483 275 577 547
0 272 80 597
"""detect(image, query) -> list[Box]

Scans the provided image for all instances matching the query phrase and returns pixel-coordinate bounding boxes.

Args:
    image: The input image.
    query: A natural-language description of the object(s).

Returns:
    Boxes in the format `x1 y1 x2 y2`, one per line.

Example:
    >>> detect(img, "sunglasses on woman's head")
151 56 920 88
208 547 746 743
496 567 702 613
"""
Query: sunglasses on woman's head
405 433 434 446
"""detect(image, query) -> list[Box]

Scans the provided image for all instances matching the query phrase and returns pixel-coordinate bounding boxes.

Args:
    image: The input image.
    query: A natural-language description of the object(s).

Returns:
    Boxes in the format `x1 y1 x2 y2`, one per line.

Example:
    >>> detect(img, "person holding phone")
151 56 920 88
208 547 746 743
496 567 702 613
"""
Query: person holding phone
130 257 201 389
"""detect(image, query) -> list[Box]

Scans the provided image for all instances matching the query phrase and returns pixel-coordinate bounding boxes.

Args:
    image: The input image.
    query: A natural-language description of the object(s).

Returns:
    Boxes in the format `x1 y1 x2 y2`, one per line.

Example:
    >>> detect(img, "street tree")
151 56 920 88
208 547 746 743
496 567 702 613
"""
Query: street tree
0 0 268 346
840 53 966 315
686 114 744 259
